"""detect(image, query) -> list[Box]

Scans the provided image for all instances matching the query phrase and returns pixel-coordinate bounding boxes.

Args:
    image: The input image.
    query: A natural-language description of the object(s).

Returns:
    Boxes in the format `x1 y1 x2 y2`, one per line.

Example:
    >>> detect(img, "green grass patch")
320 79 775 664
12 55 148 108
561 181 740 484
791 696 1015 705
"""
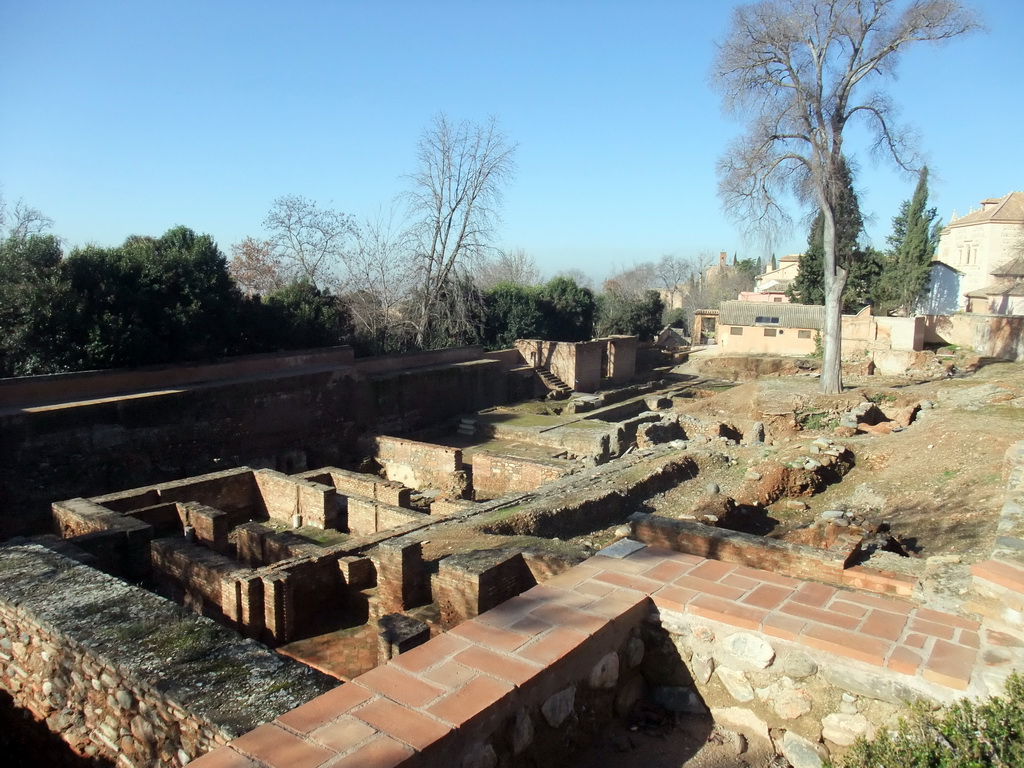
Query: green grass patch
797 411 839 431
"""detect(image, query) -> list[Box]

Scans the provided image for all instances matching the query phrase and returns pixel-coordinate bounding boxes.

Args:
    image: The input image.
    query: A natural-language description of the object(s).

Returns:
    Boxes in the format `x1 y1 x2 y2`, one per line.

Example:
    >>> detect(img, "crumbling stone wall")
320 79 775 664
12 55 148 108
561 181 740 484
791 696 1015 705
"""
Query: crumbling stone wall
346 497 425 536
253 469 337 529
372 436 466 496
0 542 333 767
470 452 568 499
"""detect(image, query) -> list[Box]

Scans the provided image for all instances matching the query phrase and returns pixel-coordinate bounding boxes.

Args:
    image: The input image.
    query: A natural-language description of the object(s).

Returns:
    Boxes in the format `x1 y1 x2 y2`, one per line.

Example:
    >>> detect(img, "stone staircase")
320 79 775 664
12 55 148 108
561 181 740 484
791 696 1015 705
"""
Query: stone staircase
456 417 477 436
535 367 572 396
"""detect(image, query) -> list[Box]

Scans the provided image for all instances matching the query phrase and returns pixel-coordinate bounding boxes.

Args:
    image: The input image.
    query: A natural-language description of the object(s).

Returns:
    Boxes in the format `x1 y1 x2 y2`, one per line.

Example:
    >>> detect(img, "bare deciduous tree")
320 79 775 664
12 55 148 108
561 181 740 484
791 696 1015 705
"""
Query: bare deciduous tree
346 208 418 353
476 247 540 290
263 194 355 290
713 0 978 393
405 113 517 347
0 190 54 242
228 237 285 296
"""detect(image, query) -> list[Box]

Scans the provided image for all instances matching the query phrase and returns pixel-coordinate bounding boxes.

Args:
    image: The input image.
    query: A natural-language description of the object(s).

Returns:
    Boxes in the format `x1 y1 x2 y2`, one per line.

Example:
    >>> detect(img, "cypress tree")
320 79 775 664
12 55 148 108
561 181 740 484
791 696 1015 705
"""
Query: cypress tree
882 168 939 315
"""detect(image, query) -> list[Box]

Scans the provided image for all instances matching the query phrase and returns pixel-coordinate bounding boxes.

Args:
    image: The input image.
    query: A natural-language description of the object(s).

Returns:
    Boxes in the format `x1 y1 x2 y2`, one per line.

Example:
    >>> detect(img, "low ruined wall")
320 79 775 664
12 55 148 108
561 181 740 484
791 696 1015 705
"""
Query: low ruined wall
347 497 425 536
298 467 411 508
372 436 464 494
630 513 854 584
0 347 357 409
922 314 1024 361
352 345 484 375
0 542 333 767
433 549 536 627
470 452 567 499
253 469 337 529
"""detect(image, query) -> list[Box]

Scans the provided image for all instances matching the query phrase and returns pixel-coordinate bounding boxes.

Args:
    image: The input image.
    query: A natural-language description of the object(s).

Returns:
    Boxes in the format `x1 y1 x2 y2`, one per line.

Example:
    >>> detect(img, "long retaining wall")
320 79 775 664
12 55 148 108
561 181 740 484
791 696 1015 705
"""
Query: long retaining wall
0 541 334 767
1 349 507 538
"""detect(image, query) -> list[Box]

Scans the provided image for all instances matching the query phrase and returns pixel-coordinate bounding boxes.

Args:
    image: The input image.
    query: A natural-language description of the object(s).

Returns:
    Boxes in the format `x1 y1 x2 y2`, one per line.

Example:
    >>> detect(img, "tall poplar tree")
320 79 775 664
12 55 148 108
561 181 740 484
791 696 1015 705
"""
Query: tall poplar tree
882 167 940 315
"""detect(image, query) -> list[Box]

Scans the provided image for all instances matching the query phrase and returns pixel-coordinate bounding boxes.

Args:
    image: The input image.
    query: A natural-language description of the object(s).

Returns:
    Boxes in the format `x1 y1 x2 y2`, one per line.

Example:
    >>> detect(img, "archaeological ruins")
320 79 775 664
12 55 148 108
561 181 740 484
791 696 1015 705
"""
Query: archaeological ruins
1 337 1022 767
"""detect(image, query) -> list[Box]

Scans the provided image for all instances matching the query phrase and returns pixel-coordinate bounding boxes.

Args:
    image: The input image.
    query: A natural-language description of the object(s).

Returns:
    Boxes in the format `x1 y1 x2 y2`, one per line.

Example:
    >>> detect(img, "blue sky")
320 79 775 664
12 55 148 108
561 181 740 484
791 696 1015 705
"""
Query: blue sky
2 1 1021 284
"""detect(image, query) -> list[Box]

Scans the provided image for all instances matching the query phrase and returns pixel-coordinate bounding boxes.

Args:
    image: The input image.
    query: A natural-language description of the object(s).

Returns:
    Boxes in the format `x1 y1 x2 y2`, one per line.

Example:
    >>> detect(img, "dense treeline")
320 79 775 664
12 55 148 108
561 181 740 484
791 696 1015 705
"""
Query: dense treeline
0 217 656 377
0 224 352 377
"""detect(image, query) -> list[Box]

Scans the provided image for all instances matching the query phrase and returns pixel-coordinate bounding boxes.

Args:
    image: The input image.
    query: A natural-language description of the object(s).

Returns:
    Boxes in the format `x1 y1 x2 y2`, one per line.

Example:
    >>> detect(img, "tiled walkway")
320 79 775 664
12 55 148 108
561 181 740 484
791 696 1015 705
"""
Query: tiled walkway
192 542 1004 768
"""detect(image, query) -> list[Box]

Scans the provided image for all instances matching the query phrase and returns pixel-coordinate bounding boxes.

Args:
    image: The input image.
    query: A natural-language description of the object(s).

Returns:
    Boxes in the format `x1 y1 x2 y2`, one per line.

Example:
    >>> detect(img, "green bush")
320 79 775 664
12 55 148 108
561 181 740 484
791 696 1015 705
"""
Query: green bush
834 673 1024 767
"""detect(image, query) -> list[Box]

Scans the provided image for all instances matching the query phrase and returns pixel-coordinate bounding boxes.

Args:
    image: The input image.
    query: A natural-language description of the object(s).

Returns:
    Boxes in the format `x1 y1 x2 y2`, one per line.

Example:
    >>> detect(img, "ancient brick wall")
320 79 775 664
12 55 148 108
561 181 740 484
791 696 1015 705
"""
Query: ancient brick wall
2 352 507 537
433 550 536 627
372 436 464 494
0 542 333 767
253 469 337 529
346 497 425 536
470 452 567 499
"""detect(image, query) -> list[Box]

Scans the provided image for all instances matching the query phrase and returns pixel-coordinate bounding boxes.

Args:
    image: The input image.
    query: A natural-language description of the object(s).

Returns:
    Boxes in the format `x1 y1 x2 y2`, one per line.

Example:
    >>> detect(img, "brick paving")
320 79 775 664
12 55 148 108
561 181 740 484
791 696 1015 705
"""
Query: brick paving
192 544 1003 768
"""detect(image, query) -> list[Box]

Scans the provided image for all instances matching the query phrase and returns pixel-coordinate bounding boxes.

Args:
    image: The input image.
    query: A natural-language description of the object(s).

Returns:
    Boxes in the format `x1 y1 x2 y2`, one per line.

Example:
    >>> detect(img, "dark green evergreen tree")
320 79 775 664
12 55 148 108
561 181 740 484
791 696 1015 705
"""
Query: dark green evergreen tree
787 158 876 312
880 167 940 315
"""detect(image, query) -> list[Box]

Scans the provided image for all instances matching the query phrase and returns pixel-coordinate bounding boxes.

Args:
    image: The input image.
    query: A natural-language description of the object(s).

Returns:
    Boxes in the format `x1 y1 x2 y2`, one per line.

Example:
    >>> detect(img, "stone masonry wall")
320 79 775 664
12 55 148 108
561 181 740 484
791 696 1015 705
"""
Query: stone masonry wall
347 497 425 537
0 542 333 767
470 451 567 500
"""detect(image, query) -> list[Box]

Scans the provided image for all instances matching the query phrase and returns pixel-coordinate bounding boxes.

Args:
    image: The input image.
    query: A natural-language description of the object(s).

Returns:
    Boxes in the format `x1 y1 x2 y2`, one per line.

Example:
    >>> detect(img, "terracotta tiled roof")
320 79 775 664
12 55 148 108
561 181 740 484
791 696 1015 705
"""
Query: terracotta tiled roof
946 191 1024 229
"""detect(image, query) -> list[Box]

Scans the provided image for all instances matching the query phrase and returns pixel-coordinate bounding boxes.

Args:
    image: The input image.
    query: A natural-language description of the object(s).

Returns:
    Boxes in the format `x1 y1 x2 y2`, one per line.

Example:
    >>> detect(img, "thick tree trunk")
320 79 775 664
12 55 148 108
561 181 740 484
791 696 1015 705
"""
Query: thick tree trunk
819 205 847 394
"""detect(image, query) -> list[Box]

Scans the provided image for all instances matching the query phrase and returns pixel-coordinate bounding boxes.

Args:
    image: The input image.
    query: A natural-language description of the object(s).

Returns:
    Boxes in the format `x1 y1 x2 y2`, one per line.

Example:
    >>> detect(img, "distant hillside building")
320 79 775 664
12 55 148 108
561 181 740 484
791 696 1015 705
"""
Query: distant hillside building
932 191 1024 314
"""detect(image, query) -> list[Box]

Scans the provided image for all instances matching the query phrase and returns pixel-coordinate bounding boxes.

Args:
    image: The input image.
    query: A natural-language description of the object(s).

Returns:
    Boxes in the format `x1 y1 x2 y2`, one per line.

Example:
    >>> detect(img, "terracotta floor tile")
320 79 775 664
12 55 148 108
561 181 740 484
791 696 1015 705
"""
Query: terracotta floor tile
187 748 258 768
517 626 589 666
721 573 759 591
732 565 798 588
779 601 861 630
277 684 373 733
673 575 747 601
391 633 471 675
923 639 977 691
841 591 914 615
741 584 793 611
801 624 890 667
352 698 453 751
688 559 736 583
829 600 869 619
887 646 923 676
573 579 617 598
908 618 956 641
971 559 1024 591
642 559 695 584
309 716 376 752
329 734 414 768
231 723 334 768
423 660 478 689
426 675 515 727
354 664 445 708
508 614 554 636
528 603 608 635
543 564 601 589
958 629 980 649
592 569 664 594
914 607 980 631
791 581 837 607
449 619 532 651
587 554 652 575
688 594 765 631
860 610 909 642
454 644 542 686
761 612 806 641
651 585 698 614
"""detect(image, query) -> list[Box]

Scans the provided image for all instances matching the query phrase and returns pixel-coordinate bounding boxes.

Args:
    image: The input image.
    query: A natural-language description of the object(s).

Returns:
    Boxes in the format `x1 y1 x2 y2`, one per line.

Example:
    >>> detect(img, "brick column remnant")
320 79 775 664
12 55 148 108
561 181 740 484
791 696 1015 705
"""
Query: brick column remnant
374 537 427 613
